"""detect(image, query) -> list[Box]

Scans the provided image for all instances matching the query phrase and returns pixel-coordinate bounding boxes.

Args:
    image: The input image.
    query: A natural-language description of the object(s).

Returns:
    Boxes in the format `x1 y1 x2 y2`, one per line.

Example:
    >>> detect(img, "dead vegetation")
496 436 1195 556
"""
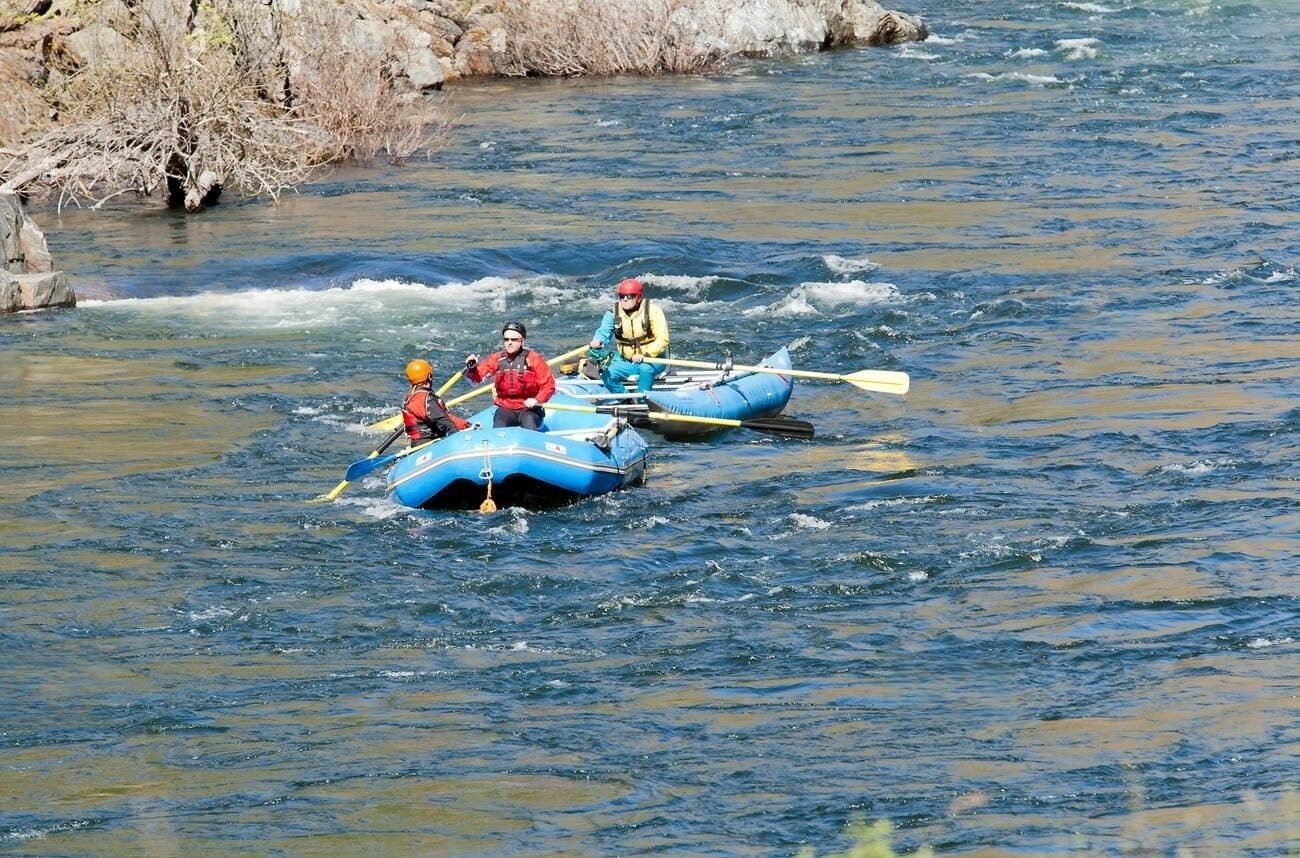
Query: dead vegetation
0 0 450 211
495 0 726 76
1 0 923 211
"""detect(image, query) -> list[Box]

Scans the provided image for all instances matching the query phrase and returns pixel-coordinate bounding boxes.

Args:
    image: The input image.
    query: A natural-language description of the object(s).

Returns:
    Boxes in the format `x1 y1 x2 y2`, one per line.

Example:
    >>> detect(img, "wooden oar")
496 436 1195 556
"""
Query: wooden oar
309 425 405 503
546 402 814 440
367 345 588 433
654 356 910 395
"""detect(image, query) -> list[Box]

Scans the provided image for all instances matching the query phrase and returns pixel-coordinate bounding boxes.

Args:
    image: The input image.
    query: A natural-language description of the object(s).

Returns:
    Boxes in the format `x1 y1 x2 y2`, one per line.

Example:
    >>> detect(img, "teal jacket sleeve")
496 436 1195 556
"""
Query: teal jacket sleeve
590 310 616 351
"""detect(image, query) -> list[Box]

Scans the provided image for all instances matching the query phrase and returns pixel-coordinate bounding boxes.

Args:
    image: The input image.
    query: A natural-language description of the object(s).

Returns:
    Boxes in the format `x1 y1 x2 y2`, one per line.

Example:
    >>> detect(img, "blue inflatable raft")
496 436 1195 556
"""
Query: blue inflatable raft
385 392 649 510
558 347 795 438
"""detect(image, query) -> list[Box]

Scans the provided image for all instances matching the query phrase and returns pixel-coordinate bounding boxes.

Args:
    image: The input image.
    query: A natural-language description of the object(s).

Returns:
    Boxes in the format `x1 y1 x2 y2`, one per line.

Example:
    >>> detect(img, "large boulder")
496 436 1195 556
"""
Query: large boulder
824 0 928 46
710 0 927 55
0 189 75 312
1 268 74 313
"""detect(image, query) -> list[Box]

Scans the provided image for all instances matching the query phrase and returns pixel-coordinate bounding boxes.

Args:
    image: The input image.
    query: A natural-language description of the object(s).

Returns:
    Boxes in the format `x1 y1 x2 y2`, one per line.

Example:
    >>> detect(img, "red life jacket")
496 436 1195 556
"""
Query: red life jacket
402 388 468 444
494 349 543 399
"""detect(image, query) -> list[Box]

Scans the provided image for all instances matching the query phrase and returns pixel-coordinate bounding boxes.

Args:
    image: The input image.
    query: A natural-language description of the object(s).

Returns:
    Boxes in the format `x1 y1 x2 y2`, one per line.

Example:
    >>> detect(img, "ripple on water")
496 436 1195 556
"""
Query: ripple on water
4 3 1300 853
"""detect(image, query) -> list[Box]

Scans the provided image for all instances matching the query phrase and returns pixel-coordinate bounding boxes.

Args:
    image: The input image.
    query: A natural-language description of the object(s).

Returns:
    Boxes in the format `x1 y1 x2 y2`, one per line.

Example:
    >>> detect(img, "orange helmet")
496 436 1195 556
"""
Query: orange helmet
405 359 433 385
617 278 643 298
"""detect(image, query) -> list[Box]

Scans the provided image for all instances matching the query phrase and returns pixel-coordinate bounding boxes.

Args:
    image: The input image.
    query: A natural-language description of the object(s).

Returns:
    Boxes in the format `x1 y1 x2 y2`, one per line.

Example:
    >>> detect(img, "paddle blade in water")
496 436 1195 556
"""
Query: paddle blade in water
741 417 815 439
315 426 406 502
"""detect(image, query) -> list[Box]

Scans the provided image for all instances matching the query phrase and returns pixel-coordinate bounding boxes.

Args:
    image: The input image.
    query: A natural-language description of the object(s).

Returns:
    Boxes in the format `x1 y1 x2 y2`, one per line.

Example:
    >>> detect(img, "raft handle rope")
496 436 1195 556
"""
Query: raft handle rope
478 451 496 513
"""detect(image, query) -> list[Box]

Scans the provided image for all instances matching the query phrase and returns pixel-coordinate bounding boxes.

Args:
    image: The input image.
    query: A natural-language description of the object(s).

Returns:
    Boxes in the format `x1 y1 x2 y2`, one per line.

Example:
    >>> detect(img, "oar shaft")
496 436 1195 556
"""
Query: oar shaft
546 401 811 438
654 357 908 394
435 369 463 396
655 356 835 383
642 410 813 439
564 391 646 400
445 383 492 408
548 401 745 428
645 411 744 429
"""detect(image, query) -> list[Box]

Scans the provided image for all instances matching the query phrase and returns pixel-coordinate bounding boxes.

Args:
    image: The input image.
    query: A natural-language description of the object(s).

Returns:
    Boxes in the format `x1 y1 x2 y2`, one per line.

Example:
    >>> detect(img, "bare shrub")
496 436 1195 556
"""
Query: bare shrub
496 0 726 76
0 46 45 146
285 3 447 166
0 0 449 210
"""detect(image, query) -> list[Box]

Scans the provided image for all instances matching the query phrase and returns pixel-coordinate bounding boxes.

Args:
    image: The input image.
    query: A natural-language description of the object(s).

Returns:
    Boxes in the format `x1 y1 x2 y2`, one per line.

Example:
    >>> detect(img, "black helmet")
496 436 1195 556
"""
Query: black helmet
502 321 526 338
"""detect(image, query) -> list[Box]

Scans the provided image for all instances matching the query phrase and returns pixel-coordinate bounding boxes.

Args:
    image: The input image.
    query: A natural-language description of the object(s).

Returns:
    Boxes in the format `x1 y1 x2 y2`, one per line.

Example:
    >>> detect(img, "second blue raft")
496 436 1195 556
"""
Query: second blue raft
557 346 795 438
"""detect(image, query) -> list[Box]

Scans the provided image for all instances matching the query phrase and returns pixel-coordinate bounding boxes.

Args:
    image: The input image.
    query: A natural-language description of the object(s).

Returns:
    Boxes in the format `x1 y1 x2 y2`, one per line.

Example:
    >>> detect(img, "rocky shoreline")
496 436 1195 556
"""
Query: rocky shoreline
0 0 928 312
3 0 927 99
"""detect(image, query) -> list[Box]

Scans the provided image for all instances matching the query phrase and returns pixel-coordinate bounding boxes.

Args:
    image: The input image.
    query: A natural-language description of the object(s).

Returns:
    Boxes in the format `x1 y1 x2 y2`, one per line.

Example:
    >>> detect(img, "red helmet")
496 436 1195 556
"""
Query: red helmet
616 278 643 298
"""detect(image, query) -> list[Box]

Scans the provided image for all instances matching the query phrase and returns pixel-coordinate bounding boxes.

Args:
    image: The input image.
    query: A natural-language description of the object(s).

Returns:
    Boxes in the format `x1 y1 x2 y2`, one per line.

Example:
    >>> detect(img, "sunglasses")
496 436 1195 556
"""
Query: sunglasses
503 336 523 342
619 294 639 300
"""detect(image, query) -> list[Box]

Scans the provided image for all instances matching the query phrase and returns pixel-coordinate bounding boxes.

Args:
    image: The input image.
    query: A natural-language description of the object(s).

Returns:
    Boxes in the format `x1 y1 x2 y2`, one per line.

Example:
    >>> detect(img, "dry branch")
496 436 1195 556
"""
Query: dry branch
495 0 725 77
0 0 449 210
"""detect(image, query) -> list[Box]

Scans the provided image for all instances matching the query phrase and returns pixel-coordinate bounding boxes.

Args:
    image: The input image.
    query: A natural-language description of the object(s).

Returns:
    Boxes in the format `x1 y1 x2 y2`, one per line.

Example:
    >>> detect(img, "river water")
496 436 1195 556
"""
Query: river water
3 0 1298 855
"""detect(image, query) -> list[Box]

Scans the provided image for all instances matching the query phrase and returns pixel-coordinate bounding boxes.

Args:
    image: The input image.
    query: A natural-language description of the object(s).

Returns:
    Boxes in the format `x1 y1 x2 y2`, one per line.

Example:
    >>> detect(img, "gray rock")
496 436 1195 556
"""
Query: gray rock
709 0 926 56
386 14 448 90
63 19 131 67
0 189 75 313
0 0 52 34
1 194 20 273
2 270 75 313
19 216 53 272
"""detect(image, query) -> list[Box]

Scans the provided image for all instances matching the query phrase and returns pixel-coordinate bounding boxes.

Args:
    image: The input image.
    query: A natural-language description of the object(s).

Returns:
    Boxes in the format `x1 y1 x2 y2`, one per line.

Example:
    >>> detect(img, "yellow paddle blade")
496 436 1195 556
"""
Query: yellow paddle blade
653 356 909 396
843 369 910 395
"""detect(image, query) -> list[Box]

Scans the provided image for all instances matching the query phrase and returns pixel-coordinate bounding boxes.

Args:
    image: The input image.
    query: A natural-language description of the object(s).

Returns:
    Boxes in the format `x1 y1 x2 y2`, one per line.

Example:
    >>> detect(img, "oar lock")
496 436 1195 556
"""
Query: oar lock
586 418 625 451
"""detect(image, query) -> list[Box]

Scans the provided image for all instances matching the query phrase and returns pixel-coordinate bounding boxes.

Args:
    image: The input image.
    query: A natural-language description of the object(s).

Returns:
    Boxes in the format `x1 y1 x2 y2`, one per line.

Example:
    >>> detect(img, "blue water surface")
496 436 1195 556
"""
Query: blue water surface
3 0 1298 855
